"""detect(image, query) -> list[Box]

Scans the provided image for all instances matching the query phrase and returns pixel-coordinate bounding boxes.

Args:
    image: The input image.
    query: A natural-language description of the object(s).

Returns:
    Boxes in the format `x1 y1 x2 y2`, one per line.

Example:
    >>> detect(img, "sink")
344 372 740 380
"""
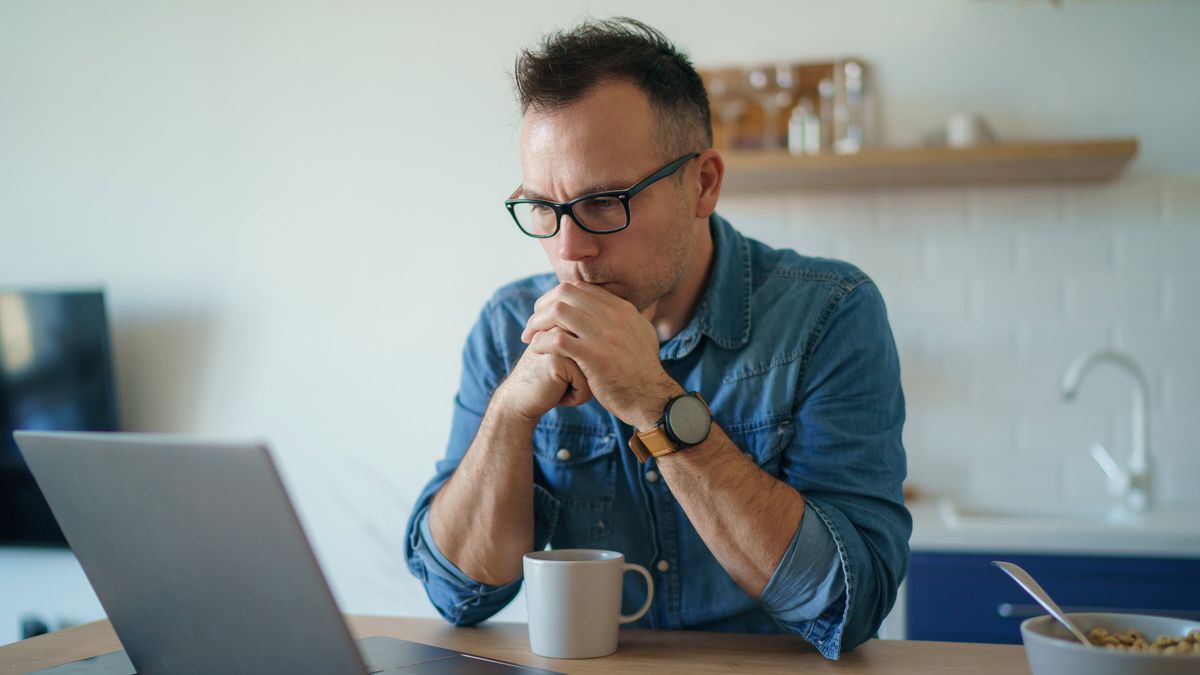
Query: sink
937 498 1200 534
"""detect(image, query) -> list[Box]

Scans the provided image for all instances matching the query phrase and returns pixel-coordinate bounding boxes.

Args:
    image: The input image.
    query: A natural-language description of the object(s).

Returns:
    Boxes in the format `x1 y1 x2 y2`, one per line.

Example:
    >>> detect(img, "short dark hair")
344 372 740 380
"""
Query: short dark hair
514 17 713 159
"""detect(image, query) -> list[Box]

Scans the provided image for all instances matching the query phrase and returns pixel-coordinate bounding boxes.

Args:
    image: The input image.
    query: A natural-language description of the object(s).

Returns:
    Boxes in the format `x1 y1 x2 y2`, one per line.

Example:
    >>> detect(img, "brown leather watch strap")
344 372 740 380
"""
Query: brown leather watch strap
627 427 679 464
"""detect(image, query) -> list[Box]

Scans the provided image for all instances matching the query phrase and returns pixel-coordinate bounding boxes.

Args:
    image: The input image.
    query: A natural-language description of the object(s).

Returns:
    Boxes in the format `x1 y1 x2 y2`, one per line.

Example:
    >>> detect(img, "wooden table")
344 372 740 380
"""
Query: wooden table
0 615 1031 674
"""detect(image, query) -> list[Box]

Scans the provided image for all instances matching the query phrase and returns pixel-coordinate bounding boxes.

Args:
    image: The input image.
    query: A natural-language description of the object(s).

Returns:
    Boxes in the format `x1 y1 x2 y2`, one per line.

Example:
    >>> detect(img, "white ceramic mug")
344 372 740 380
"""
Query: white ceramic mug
945 112 996 148
522 549 654 659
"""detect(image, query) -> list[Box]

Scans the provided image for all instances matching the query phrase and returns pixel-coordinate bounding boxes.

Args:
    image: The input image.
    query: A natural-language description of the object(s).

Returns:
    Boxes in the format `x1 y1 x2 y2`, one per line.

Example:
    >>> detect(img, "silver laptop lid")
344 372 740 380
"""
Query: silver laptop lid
13 431 367 675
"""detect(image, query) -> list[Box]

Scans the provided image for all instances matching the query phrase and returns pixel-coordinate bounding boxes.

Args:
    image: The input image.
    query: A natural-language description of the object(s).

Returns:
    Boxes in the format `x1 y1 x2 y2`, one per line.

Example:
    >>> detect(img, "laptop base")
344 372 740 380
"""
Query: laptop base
30 635 558 674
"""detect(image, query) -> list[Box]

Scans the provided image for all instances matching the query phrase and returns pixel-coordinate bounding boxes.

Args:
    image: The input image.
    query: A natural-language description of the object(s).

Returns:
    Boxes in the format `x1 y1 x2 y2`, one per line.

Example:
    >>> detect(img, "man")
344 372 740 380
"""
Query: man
404 18 910 659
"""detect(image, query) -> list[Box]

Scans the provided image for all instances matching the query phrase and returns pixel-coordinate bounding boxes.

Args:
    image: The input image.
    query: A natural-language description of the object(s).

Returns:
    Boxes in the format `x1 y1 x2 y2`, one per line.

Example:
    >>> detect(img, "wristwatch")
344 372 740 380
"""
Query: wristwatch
627 391 713 464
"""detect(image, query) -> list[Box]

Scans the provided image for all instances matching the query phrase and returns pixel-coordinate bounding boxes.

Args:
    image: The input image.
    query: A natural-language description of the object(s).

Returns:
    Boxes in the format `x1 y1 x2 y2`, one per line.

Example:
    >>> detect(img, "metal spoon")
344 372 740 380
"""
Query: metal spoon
992 560 1093 647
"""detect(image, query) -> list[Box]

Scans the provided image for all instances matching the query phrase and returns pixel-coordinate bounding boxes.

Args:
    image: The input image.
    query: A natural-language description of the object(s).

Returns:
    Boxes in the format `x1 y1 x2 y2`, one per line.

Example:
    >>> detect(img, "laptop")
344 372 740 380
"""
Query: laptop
13 431 556 675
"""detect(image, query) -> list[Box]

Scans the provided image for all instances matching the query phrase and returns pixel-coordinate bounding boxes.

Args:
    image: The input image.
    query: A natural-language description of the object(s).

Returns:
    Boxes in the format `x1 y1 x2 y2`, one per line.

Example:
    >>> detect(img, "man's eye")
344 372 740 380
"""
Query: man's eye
589 197 618 209
530 204 553 214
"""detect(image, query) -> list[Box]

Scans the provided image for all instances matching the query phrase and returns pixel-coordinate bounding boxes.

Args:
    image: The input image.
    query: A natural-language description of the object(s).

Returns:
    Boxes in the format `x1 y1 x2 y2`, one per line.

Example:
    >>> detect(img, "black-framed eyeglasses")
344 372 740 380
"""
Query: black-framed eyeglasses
504 152 700 239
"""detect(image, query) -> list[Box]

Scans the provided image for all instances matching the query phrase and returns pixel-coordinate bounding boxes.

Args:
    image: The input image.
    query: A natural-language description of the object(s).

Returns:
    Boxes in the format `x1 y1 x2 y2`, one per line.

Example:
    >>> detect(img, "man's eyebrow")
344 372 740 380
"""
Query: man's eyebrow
519 181 631 202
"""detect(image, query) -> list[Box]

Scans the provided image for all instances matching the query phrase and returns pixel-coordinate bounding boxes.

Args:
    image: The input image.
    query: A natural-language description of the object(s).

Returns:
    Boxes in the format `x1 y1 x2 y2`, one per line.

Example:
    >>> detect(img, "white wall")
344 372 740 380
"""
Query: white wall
1 0 1197 645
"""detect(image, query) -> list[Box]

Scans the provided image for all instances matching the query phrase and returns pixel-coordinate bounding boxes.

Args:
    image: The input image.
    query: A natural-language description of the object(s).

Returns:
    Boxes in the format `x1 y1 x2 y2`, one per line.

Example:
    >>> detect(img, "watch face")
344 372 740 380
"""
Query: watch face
665 395 711 446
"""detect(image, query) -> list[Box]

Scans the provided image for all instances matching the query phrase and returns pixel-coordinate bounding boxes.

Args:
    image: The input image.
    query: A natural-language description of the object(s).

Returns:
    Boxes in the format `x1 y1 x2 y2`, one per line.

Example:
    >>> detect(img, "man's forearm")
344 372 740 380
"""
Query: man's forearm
657 426 805 598
627 379 806 599
429 390 538 586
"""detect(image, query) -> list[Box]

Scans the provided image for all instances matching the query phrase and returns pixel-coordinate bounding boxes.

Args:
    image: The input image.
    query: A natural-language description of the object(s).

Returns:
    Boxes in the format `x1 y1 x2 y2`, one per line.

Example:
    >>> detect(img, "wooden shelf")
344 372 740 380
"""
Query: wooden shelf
720 138 1138 192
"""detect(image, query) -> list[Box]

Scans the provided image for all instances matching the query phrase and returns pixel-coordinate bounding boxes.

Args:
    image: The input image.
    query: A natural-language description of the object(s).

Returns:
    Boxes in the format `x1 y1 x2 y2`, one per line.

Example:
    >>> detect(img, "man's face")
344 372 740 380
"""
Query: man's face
518 79 698 312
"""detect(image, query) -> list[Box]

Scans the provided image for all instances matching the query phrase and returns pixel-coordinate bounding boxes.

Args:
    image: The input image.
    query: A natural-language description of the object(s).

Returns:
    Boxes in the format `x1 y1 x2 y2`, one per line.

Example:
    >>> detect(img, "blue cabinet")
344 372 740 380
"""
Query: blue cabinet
906 552 1200 644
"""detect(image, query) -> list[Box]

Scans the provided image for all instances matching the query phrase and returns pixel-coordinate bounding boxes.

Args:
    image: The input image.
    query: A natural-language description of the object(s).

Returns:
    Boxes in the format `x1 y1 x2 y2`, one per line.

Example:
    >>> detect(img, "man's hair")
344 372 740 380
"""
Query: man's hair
514 17 713 160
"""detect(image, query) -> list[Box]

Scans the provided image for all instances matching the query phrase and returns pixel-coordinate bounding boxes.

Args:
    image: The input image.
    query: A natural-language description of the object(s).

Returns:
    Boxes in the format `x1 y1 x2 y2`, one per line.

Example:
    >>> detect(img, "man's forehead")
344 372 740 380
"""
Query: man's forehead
518 82 660 198
517 145 650 200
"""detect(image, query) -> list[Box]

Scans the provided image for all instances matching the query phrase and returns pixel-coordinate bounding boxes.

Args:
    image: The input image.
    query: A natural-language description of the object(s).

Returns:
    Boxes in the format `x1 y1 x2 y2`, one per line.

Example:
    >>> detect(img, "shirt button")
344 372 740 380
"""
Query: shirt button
645 470 659 483
556 448 571 461
656 560 670 573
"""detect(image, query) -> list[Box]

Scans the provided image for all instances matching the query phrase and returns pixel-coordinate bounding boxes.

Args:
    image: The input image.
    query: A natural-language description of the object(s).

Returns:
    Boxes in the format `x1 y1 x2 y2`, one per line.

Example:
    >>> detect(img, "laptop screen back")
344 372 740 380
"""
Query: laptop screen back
14 432 367 675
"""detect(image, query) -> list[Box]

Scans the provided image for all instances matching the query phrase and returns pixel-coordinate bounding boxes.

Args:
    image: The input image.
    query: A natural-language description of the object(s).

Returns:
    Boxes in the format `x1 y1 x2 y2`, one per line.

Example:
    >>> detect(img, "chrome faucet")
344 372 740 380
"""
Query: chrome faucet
1060 350 1151 514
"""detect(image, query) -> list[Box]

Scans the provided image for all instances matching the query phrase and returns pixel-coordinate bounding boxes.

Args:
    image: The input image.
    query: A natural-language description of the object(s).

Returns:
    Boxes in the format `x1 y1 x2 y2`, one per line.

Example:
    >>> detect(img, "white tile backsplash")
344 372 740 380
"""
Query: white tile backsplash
1164 178 1200 226
920 409 1015 460
1059 449 1125 503
718 174 1200 505
1115 320 1197 370
924 231 1017 276
880 188 968 231
831 232 923 280
1156 457 1200 507
1015 409 1114 460
967 456 1061 507
1019 229 1113 274
970 183 1064 229
901 362 972 409
1114 226 1199 271
1068 178 1164 228
1065 273 1166 318
1164 271 1200 320
905 450 971 502
1162 367 1200 412
968 363 1086 410
924 320 1016 365
783 189 880 232
970 275 1067 320
880 277 972 322
1013 317 1117 367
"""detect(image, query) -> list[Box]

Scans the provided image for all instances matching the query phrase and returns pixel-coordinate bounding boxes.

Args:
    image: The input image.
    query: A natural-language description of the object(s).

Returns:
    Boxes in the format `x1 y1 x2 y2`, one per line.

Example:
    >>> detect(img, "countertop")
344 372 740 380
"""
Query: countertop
908 498 1200 557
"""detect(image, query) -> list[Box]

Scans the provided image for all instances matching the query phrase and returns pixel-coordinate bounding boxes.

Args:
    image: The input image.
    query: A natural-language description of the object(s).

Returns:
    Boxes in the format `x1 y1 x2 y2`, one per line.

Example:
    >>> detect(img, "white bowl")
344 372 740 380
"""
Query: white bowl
1021 612 1200 675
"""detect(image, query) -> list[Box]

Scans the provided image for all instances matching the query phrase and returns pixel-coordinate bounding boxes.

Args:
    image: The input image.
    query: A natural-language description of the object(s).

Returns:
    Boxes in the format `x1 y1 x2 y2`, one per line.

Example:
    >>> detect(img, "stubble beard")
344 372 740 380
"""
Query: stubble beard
589 208 696 313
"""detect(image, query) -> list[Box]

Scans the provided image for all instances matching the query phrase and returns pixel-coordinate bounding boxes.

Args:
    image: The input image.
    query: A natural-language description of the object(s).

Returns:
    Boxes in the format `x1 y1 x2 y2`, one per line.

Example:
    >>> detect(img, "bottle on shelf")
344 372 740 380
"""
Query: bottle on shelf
787 98 821 156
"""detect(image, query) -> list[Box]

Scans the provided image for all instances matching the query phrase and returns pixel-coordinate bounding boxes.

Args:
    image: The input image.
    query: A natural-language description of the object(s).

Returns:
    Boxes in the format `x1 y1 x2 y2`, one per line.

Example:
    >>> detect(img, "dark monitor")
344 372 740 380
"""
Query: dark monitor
1 289 119 546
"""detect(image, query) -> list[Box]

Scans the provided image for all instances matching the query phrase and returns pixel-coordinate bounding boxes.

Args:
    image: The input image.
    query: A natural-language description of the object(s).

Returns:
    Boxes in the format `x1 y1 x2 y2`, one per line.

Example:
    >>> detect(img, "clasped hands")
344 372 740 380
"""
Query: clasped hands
500 281 682 432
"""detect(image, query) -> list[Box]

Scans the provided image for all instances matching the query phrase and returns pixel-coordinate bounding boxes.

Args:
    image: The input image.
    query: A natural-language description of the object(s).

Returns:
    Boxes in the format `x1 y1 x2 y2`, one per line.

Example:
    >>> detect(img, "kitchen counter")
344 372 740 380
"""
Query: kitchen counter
892 499 1200 643
909 499 1200 558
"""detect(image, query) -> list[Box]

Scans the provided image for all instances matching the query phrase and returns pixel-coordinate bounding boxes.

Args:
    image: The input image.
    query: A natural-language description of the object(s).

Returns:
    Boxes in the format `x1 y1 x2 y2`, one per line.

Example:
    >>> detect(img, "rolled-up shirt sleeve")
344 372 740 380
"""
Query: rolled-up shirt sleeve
759 503 846 646
763 278 911 659
407 481 561 626
407 502 522 624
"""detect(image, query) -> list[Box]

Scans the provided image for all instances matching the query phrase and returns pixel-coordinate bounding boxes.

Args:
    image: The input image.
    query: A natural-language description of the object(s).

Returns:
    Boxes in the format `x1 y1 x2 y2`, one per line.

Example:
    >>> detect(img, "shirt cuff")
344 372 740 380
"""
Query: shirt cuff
759 501 848 655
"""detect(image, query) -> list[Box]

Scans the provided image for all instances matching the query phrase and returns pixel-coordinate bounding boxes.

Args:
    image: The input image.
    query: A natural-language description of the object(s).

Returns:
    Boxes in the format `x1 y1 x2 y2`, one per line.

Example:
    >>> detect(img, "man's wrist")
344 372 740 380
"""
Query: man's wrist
488 382 542 434
628 375 687 432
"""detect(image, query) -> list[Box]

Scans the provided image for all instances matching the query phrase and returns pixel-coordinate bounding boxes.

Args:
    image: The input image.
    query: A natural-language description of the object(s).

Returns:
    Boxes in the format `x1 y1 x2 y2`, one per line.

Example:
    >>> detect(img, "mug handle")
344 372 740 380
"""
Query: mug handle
619 563 655 625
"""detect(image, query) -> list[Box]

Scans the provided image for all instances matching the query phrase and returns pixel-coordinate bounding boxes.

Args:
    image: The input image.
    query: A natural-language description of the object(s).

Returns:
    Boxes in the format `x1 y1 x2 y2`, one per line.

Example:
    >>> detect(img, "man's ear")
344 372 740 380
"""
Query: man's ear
693 149 724 219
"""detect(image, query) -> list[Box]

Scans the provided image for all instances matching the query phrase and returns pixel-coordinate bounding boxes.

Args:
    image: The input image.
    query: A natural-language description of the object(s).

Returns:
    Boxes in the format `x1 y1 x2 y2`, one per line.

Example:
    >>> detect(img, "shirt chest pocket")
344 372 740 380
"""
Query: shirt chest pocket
724 419 794 477
532 425 617 546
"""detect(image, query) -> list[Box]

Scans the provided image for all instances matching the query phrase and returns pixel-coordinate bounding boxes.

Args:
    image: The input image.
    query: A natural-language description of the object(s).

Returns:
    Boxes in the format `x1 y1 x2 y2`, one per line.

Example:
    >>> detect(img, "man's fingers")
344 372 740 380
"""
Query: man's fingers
562 280 614 300
528 326 583 360
564 280 637 313
522 300 590 343
534 280 618 316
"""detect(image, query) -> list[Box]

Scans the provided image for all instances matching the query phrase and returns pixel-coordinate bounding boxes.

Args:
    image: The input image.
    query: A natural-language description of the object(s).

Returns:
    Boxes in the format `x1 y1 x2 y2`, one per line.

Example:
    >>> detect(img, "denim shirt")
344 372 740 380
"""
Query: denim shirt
404 214 911 659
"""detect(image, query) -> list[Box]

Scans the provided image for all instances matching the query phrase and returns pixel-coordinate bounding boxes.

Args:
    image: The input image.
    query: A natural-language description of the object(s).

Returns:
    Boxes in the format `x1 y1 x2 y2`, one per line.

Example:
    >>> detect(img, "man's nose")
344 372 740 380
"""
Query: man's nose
556 213 600 261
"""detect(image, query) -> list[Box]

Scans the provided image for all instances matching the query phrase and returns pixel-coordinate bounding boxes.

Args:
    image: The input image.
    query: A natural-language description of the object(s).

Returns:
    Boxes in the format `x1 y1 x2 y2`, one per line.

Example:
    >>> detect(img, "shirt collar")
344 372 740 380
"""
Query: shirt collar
659 213 752 360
